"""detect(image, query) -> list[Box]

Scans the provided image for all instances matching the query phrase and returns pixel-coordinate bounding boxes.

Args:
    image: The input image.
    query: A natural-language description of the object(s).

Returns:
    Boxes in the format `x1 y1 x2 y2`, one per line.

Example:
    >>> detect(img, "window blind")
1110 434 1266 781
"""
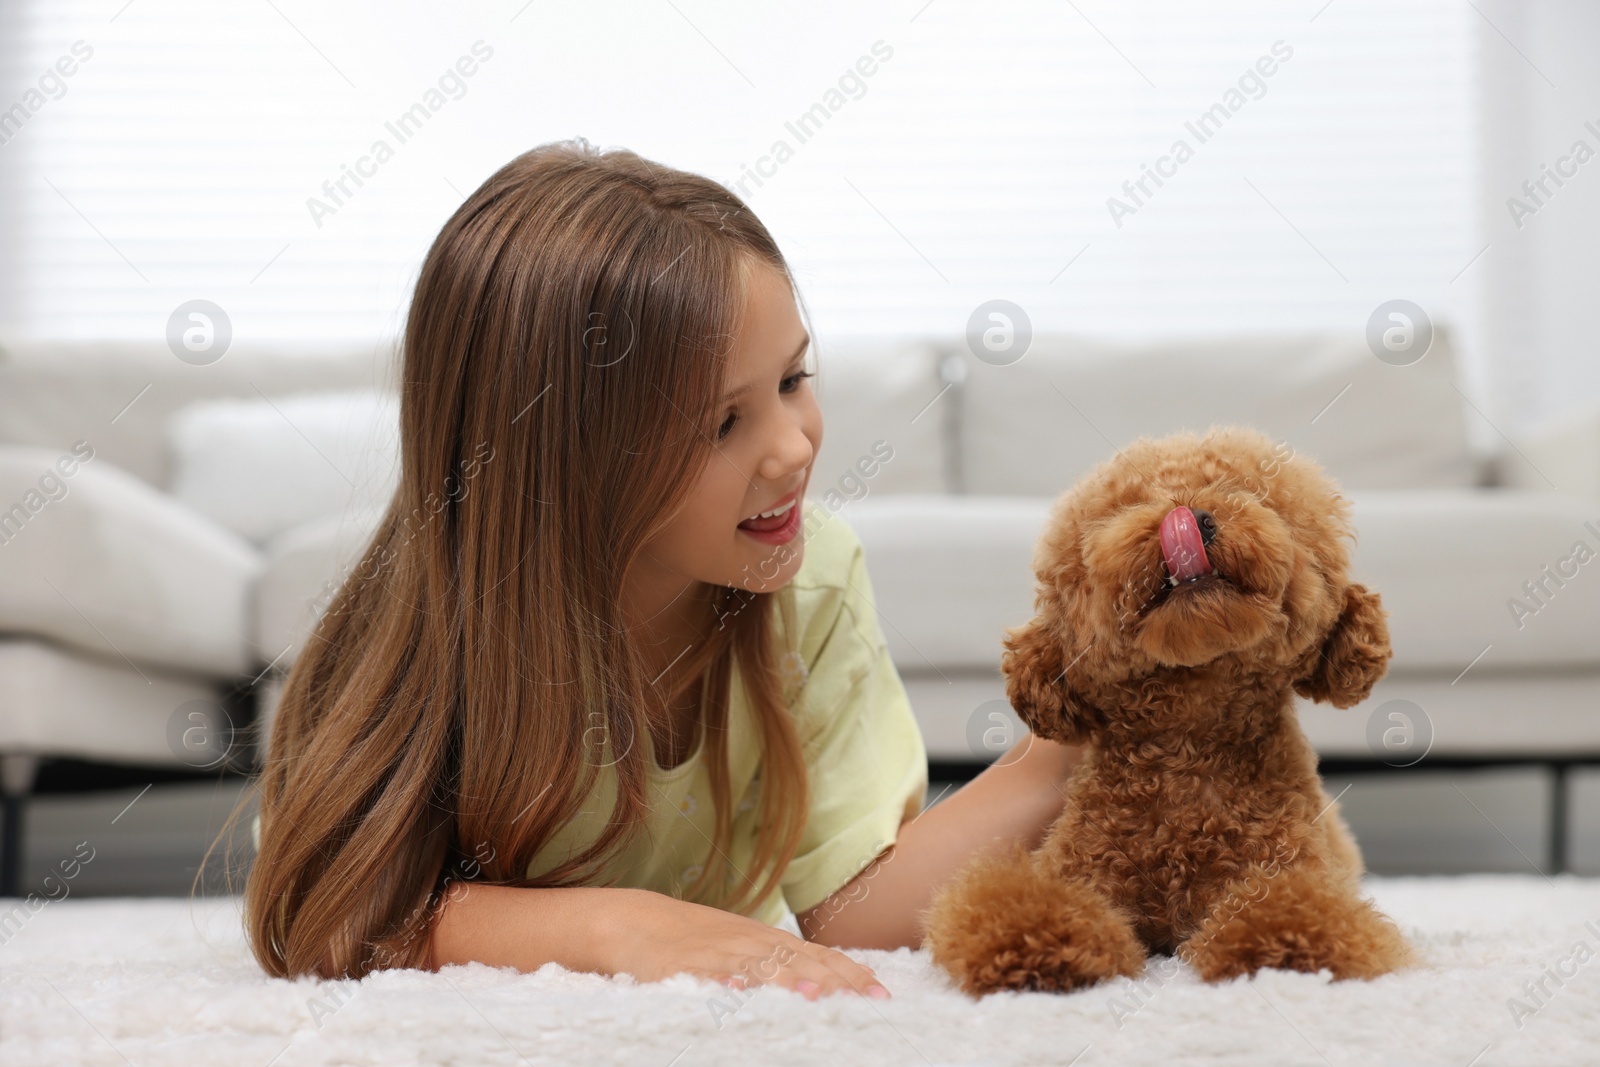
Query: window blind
0 0 1476 345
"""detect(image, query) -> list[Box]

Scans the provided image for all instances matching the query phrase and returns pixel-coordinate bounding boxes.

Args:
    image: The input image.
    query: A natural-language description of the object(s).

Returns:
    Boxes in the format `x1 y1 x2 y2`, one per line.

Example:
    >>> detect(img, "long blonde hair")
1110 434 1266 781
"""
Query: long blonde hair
230 139 813 979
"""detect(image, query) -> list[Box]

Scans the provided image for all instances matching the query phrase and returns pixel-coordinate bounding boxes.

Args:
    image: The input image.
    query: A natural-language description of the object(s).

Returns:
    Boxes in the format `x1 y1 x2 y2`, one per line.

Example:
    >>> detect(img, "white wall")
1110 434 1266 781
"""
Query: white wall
0 0 1480 350
1476 0 1600 437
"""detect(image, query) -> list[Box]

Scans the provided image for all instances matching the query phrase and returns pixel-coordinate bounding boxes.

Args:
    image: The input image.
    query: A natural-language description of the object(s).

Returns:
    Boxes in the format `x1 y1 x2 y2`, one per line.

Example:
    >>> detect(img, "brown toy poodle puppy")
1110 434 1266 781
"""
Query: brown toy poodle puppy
923 425 1417 996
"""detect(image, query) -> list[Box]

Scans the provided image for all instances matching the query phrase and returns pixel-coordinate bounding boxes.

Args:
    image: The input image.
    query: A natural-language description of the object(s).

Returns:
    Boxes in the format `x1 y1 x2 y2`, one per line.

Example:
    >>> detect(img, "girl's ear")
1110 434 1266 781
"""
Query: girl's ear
1293 582 1392 708
1001 616 1101 745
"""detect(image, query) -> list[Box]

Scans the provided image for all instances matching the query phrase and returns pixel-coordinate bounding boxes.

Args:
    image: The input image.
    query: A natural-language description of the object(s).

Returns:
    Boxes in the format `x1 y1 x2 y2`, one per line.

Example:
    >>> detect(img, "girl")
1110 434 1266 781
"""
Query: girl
239 139 1080 1000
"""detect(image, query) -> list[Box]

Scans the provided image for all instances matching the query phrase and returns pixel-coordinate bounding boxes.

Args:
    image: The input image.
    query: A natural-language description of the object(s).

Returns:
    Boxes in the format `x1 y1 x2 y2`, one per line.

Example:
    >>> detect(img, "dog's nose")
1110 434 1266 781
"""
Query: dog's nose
1191 507 1218 547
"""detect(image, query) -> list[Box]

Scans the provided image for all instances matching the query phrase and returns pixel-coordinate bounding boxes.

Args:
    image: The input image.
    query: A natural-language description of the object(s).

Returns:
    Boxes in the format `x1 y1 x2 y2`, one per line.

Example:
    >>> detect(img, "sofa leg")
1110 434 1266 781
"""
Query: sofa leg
1 754 40 899
1550 761 1570 876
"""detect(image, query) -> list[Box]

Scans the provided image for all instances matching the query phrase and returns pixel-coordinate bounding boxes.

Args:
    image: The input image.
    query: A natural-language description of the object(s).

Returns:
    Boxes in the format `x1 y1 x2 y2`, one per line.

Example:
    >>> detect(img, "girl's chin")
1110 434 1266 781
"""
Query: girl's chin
731 539 804 591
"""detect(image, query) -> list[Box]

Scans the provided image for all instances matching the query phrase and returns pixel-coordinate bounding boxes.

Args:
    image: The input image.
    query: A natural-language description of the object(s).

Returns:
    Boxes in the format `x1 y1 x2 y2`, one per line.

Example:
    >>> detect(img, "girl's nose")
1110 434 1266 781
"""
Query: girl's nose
763 411 816 480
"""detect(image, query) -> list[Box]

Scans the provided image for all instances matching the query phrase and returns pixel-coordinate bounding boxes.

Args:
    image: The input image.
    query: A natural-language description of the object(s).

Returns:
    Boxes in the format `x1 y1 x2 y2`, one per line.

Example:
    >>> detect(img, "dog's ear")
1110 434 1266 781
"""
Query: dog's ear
1001 616 1102 744
1293 582 1392 708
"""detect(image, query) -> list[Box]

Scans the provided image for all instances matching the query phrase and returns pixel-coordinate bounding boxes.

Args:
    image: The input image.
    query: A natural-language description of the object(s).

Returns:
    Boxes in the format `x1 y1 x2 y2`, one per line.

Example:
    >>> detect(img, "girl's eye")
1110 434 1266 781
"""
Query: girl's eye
715 371 811 442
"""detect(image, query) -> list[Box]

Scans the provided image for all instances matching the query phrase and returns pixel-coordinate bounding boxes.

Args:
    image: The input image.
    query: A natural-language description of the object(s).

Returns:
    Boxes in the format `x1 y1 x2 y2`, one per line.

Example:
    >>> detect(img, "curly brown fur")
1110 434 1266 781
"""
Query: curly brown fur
923 426 1416 997
924 842 1147 994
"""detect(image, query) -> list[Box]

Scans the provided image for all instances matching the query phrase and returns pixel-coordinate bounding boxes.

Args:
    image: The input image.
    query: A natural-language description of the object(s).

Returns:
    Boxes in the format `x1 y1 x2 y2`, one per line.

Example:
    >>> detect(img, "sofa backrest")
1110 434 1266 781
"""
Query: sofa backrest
168 337 955 546
0 336 954 545
0 339 398 490
948 327 1485 495
167 389 401 545
0 329 1486 545
808 337 949 500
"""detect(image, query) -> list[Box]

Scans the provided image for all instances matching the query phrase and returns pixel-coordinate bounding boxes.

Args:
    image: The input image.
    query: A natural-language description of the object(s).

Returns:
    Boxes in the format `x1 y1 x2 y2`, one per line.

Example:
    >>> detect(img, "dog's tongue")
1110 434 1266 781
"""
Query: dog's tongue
1159 506 1213 582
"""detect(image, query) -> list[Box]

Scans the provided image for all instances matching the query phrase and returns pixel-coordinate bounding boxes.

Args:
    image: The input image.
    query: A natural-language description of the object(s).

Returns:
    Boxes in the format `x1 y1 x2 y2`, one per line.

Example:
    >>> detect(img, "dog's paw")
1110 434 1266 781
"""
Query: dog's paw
953 915 1147 996
925 844 1147 996
1179 865 1415 982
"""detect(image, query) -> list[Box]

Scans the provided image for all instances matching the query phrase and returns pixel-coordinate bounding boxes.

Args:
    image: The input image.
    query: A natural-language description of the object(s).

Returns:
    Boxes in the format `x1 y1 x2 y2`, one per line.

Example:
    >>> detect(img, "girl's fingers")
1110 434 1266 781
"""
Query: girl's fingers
786 957 862 999
722 956 888 1000
791 939 890 999
711 935 890 1000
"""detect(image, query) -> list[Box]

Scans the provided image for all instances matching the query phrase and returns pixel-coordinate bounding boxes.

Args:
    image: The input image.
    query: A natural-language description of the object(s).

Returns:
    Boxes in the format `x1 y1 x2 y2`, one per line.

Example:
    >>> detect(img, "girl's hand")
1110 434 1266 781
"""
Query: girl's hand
599 888 891 1000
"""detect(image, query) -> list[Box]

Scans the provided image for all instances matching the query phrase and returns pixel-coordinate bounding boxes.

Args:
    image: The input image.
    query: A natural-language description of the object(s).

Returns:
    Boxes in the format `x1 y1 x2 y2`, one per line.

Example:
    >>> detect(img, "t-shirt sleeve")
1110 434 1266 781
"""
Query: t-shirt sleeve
780 523 929 916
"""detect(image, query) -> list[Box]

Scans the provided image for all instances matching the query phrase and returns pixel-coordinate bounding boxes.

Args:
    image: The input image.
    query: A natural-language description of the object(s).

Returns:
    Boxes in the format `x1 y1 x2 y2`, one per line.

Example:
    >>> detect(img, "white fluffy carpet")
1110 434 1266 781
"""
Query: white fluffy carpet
3 876 1599 1066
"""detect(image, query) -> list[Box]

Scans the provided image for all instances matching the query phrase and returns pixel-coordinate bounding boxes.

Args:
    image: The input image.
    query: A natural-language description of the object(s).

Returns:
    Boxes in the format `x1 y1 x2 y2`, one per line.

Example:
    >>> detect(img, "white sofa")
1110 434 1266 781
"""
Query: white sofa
3 329 1599 886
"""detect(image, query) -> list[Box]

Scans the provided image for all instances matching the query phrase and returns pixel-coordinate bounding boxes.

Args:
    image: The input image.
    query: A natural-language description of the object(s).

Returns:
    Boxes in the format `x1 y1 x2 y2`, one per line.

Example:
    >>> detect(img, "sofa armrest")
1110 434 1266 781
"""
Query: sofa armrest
0 445 261 676
1497 397 1600 501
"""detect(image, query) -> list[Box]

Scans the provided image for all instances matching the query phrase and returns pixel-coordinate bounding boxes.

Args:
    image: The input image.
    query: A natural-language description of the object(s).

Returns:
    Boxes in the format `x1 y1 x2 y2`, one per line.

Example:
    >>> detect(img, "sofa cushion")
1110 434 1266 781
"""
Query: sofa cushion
0 638 227 765
167 390 399 545
0 447 260 676
844 489 1600 674
1498 395 1600 500
1295 668 1600 758
900 666 1600 761
956 330 1481 495
810 338 948 496
255 479 1600 682
253 510 382 664
1344 488 1600 671
842 494 1047 671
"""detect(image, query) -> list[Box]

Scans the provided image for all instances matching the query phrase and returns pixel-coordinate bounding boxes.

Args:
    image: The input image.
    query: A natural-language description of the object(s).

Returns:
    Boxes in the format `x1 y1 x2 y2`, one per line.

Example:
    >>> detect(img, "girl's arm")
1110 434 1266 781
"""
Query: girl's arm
426 880 891 999
426 883 621 975
794 736 1083 950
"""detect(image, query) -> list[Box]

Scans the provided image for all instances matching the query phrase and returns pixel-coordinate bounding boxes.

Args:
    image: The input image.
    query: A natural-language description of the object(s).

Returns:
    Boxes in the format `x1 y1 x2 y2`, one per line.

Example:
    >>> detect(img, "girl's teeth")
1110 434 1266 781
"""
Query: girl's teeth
748 499 795 521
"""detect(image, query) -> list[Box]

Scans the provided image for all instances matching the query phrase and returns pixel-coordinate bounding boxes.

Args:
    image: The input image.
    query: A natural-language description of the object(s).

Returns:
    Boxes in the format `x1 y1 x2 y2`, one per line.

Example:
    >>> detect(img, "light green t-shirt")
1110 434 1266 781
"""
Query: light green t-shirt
523 499 929 929
252 499 928 932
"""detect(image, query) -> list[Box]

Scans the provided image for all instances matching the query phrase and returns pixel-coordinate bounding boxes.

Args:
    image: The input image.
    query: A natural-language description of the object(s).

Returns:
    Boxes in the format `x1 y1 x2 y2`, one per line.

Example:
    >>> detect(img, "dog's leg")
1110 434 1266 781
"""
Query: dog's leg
1178 861 1415 982
1318 792 1366 888
923 841 1146 996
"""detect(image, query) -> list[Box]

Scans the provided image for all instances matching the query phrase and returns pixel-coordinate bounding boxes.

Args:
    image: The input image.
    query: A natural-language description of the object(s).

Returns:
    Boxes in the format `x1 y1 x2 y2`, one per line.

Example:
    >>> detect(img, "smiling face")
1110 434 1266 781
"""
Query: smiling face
632 259 823 616
1045 426 1356 674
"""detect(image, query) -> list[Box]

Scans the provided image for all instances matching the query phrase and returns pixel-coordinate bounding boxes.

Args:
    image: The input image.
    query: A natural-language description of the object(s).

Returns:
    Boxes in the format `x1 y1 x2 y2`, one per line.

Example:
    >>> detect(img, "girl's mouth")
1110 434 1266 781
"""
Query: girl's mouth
737 495 801 543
